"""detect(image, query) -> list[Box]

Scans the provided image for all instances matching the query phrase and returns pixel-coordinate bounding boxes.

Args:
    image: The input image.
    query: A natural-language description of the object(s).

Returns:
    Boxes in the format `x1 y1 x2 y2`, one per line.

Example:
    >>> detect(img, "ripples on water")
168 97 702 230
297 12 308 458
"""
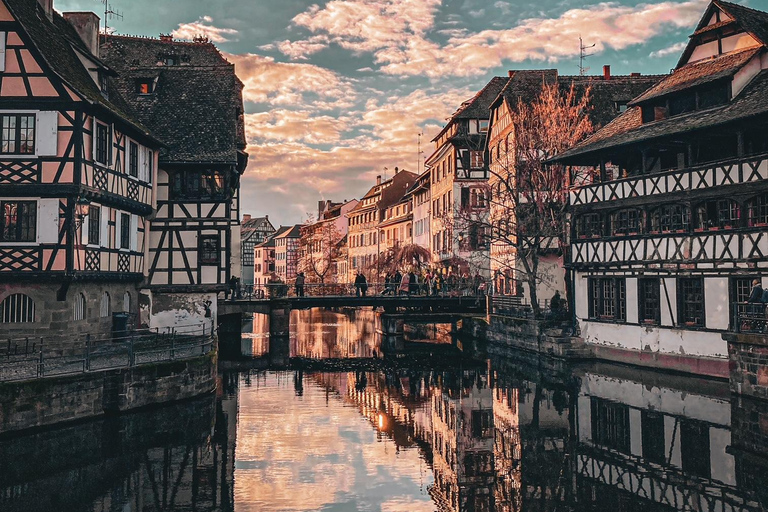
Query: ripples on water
2 308 767 512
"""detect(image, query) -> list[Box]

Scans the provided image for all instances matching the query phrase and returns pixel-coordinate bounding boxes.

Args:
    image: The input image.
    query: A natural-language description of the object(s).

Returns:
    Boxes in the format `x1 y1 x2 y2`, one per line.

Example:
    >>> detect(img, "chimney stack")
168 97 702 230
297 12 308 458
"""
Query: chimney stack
376 175 382 186
603 65 611 80
630 72 641 78
508 70 514 77
159 34 173 42
242 214 251 222
37 0 53 21
63 12 101 58
394 166 399 174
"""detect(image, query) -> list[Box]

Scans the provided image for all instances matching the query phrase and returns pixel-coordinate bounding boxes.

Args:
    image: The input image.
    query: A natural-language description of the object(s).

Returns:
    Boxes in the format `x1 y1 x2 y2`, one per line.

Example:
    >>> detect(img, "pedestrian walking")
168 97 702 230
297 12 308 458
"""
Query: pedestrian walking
408 271 418 295
295 272 305 297
399 271 409 296
355 271 368 297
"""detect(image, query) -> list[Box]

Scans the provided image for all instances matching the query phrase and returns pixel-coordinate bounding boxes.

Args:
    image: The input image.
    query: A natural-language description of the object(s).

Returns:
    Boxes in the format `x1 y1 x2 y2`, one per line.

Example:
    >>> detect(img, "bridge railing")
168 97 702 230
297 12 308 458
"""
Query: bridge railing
231 280 490 301
0 322 216 383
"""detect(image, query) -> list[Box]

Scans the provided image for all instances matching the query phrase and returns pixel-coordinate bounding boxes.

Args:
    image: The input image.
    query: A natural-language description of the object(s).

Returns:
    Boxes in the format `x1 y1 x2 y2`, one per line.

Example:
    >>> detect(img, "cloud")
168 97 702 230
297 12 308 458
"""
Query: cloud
245 110 348 144
283 0 706 77
276 35 330 60
495 1 512 15
283 0 442 58
171 16 239 43
649 41 687 58
468 9 486 17
224 52 356 108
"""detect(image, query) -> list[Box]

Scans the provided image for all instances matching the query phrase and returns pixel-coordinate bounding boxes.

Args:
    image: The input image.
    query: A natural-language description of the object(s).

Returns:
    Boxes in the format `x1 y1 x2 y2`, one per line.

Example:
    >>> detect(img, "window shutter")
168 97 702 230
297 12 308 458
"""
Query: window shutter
82 212 89 245
130 214 138 251
37 198 59 243
100 207 109 247
0 32 5 72
36 111 58 156
114 211 121 249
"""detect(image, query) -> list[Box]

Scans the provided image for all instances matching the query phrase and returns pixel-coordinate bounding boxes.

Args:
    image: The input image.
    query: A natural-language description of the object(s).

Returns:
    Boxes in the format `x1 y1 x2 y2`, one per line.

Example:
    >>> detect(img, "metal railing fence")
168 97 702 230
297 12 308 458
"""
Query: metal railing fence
0 323 215 383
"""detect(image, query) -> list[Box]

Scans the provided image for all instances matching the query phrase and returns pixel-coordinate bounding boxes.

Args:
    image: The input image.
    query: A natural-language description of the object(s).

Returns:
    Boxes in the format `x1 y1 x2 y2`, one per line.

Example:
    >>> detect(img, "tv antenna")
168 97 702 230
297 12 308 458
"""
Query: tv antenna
417 132 424 174
99 0 123 35
579 36 595 76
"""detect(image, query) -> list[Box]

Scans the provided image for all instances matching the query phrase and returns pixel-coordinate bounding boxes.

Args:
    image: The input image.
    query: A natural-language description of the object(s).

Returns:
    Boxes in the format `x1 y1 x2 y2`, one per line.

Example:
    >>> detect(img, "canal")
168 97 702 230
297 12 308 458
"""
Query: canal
2 308 767 511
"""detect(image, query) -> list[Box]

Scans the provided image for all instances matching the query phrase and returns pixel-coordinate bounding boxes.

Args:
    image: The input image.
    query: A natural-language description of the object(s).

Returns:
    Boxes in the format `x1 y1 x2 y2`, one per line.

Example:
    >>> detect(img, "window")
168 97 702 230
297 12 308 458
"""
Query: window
1 201 36 242
678 278 704 327
171 170 226 199
471 410 493 438
129 141 138 177
136 78 156 94
577 213 603 238
163 56 178 66
641 410 666 465
696 199 739 229
650 204 690 233
95 122 109 165
100 292 110 318
680 420 711 478
589 278 626 321
1 114 35 154
199 235 220 265
748 193 768 226
591 397 631 454
73 293 86 321
88 206 100 245
638 278 660 324
0 293 35 323
479 119 489 132
470 150 484 169
698 82 729 110
610 209 643 236
120 213 130 249
669 93 696 116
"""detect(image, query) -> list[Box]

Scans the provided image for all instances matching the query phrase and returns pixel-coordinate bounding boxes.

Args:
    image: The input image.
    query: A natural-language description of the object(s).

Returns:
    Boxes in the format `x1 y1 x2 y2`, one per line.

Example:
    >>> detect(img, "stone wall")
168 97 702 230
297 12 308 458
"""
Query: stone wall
0 282 141 348
727 333 768 400
0 350 216 434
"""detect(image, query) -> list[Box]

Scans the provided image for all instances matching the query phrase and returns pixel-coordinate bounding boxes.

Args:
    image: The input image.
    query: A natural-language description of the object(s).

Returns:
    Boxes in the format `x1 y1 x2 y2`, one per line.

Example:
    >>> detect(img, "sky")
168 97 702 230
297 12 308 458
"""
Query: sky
56 0 759 226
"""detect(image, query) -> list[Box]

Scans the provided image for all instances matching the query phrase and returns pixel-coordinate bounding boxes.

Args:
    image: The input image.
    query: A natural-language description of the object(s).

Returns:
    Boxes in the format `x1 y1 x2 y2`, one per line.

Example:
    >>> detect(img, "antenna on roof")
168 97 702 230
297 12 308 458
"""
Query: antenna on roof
99 0 123 35
417 132 424 174
579 36 595 76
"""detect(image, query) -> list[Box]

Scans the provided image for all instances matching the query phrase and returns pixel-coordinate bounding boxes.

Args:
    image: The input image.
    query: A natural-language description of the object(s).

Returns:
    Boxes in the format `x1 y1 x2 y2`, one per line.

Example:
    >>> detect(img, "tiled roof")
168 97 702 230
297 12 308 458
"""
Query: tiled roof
100 35 246 165
630 47 759 105
432 76 507 141
275 224 301 239
3 0 155 141
553 70 768 162
716 0 768 46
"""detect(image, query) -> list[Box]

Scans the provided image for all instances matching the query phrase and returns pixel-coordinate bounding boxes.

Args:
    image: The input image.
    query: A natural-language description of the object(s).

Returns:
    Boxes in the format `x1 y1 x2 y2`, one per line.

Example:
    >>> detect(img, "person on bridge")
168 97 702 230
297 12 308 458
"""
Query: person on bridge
295 272 305 297
394 270 403 294
408 271 418 295
355 271 368 297
399 271 409 296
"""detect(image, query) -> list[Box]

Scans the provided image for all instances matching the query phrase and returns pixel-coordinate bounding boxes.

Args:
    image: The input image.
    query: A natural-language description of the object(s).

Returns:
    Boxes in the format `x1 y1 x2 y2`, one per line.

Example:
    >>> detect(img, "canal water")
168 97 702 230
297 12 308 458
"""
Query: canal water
2 308 767 512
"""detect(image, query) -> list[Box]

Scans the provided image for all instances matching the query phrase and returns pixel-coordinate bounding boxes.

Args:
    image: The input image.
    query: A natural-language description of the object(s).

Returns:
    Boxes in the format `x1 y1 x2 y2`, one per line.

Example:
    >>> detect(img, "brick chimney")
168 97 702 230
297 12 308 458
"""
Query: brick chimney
159 34 173 42
63 12 101 58
376 175 382 185
37 0 53 21
603 65 611 80
242 214 251 222
630 72 642 78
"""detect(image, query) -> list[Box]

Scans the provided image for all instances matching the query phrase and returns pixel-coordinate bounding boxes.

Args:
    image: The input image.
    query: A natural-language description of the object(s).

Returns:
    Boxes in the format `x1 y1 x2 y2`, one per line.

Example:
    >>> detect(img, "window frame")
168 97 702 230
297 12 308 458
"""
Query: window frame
199 234 220 265
94 121 110 165
120 213 130 250
638 278 661 325
88 205 100 246
588 277 626 322
0 113 35 155
1 200 36 242
128 141 139 177
678 277 705 327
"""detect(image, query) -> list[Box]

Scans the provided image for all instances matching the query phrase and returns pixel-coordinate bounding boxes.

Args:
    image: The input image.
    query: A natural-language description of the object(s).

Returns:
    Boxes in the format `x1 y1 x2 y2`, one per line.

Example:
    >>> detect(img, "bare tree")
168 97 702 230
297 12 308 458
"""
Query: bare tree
299 218 344 285
449 81 595 316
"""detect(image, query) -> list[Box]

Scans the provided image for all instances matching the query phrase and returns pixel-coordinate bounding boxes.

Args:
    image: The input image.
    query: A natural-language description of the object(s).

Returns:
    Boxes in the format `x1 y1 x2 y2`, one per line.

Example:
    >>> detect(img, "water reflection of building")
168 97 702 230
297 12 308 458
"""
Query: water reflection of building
574 366 764 511
292 308 380 359
0 386 238 512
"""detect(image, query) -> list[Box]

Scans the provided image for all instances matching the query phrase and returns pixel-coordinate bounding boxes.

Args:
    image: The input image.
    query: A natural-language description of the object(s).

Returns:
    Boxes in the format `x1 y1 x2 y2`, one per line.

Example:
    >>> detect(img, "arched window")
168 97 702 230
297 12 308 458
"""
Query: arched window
0 293 35 323
651 204 690 233
695 199 739 229
748 193 768 226
73 293 86 321
610 209 644 236
100 292 111 318
576 213 603 238
124 292 131 313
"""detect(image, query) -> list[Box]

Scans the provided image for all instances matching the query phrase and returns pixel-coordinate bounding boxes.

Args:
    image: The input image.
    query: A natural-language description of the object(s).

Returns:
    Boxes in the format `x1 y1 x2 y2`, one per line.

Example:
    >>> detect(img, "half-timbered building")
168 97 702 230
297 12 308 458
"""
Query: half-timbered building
0 0 161 338
486 68 662 299
553 0 768 376
240 214 275 286
426 77 507 278
101 34 247 329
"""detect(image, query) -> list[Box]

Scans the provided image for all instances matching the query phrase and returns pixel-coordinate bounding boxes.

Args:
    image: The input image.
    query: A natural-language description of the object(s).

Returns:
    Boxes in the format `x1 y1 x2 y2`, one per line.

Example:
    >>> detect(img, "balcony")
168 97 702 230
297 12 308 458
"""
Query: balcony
569 153 768 207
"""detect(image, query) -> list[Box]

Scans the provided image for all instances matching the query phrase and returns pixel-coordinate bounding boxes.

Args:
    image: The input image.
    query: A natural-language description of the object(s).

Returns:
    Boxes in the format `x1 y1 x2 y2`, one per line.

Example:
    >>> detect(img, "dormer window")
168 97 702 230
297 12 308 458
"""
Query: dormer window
99 73 109 97
641 82 730 124
136 79 155 95
163 56 178 66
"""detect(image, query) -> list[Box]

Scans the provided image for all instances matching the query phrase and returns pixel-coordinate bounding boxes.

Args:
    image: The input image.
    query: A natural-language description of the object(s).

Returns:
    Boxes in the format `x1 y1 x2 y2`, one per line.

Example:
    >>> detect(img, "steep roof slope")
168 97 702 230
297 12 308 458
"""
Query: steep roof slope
100 35 247 166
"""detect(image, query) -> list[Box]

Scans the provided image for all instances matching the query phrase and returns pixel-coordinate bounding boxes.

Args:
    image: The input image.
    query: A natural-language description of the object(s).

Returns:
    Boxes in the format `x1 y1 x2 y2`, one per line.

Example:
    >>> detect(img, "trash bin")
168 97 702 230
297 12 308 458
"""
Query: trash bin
112 312 130 341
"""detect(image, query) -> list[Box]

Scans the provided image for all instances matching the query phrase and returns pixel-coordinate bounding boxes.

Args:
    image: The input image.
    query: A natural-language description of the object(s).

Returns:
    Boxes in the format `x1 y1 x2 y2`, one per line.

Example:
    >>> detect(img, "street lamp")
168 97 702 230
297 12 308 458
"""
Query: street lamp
74 196 91 229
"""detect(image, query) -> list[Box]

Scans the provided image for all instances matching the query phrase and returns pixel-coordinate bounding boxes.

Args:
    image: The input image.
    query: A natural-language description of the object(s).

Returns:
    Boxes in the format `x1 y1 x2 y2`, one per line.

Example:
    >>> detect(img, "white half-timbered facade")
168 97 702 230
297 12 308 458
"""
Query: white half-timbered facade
555 0 768 376
101 34 247 330
0 0 160 339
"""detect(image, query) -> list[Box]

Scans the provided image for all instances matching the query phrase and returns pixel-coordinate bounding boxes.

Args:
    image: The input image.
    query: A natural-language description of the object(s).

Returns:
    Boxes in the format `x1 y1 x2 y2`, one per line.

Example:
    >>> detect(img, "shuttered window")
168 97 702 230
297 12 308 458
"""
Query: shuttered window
0 114 35 154
73 293 86 321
